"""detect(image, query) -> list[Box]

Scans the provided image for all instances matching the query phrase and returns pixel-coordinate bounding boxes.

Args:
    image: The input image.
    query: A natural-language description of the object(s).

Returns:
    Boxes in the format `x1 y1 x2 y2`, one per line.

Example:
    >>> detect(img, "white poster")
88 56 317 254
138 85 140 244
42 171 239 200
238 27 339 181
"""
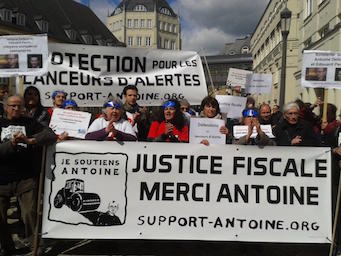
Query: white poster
42 141 331 243
226 68 253 89
49 108 91 139
215 95 246 118
302 50 341 89
233 125 275 139
0 34 48 77
22 43 208 107
189 118 225 144
246 73 272 94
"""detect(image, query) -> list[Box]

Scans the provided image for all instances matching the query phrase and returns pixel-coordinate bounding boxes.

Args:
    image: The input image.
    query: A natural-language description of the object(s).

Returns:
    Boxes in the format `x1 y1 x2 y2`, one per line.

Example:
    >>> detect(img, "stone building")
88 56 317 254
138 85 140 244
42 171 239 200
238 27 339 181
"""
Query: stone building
107 0 181 50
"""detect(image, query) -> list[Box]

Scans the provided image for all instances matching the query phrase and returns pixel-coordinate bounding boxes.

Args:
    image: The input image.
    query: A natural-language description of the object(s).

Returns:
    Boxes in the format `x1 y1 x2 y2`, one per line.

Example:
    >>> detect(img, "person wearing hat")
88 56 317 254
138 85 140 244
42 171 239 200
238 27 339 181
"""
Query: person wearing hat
47 90 66 117
85 98 136 141
148 99 189 143
234 108 274 146
62 99 78 111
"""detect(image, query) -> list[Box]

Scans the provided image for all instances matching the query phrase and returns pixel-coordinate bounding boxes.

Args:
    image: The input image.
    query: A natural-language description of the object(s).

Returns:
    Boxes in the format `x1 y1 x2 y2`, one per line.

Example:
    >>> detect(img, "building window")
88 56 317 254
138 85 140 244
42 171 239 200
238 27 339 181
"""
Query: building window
164 39 169 49
35 19 48 33
172 24 176 33
134 4 147 12
163 22 167 31
15 13 26 26
319 24 329 38
81 34 92 44
229 50 236 55
140 19 145 28
128 37 133 46
160 7 171 16
158 37 162 48
0 9 12 22
147 19 152 28
304 37 312 48
137 36 142 46
64 28 77 41
305 0 313 18
170 41 175 50
134 19 139 28
241 46 249 54
167 23 171 32
127 19 132 28
114 8 122 15
159 21 163 30
146 37 151 46
96 39 105 46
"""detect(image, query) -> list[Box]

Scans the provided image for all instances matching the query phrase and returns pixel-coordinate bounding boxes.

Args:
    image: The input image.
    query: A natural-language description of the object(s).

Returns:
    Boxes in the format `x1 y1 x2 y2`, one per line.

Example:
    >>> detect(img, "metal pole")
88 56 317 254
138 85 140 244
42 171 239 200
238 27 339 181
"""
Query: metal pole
279 32 288 110
201 50 215 97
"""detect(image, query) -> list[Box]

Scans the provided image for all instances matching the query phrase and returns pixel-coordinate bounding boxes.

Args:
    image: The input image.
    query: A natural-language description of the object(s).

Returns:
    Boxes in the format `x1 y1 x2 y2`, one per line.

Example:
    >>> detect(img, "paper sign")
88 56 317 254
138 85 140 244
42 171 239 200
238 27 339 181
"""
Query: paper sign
233 124 274 139
215 95 246 118
302 50 341 89
246 73 272 94
0 34 48 77
189 117 226 144
226 68 253 89
49 108 91 139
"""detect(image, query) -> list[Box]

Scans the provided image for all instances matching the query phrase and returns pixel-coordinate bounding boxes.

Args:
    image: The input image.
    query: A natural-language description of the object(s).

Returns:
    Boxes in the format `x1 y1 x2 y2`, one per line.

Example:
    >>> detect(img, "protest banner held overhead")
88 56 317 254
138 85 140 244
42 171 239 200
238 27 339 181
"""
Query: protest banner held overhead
302 50 341 89
226 68 253 89
245 73 272 94
22 43 208 107
0 34 48 77
42 141 331 243
215 95 247 118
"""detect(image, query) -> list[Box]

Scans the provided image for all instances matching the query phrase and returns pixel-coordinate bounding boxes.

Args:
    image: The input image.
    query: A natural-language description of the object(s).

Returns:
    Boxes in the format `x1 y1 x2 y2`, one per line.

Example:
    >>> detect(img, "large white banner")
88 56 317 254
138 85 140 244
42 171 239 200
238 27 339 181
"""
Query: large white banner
302 50 341 89
0 34 48 77
22 43 207 107
42 141 332 243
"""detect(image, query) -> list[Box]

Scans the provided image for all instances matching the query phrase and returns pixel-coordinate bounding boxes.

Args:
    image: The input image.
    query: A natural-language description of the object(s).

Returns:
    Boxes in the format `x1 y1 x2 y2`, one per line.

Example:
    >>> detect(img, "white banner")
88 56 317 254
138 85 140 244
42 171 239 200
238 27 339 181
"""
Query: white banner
0 34 48 77
215 95 246 118
49 108 91 139
246 73 272 94
22 43 207 107
189 118 225 144
302 50 341 89
226 68 253 89
42 141 332 243
233 125 275 139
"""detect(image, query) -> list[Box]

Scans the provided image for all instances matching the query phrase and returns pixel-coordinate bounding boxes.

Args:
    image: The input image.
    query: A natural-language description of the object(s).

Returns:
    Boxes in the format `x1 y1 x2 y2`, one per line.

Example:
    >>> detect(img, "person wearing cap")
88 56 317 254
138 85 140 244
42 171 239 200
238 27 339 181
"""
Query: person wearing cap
63 99 78 111
234 108 274 146
47 90 66 117
273 102 320 146
85 98 136 141
198 96 229 146
147 99 188 143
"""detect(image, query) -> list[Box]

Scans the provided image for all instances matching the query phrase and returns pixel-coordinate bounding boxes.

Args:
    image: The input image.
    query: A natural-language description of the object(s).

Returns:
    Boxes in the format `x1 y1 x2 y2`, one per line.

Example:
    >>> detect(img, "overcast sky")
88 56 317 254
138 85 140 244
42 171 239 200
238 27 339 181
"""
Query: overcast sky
75 0 269 55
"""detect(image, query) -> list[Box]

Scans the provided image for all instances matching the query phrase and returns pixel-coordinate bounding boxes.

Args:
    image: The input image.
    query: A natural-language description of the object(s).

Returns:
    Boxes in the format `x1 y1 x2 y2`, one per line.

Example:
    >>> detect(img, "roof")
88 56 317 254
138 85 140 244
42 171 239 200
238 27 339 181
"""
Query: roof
220 36 251 55
110 0 177 17
0 0 124 46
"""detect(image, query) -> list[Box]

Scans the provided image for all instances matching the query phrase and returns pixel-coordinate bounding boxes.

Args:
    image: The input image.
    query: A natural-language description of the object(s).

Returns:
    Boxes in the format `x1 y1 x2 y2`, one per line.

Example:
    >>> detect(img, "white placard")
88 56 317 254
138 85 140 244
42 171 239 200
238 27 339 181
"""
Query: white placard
302 50 341 89
22 43 208 107
226 68 253 89
189 117 225 144
0 34 48 77
233 125 274 139
42 141 331 243
215 95 246 118
246 73 272 94
49 108 91 139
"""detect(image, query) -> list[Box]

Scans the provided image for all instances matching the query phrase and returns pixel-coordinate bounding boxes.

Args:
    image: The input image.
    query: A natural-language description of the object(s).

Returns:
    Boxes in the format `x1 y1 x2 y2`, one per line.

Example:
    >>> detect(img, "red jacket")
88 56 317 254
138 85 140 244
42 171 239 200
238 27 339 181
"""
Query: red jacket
148 121 188 142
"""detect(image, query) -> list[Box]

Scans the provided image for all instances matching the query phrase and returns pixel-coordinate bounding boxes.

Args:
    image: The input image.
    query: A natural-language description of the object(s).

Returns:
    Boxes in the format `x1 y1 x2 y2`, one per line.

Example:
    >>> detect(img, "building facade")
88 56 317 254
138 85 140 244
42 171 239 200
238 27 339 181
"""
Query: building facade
107 0 181 50
295 0 341 111
250 0 300 106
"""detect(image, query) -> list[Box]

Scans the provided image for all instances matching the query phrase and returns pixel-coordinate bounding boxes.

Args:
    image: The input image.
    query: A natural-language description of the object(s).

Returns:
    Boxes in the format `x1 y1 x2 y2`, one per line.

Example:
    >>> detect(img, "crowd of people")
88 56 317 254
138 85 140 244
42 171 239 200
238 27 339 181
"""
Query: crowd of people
1 83 341 255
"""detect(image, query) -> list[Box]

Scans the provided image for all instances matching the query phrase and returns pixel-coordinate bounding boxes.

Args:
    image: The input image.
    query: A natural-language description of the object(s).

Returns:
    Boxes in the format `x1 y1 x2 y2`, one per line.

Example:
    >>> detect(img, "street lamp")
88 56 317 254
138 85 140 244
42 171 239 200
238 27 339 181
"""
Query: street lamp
279 7 292 109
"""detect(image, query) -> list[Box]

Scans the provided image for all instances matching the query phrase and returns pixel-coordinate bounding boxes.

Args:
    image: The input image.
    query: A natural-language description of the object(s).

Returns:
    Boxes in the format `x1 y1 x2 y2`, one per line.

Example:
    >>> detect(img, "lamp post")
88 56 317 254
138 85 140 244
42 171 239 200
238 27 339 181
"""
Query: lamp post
279 7 292 109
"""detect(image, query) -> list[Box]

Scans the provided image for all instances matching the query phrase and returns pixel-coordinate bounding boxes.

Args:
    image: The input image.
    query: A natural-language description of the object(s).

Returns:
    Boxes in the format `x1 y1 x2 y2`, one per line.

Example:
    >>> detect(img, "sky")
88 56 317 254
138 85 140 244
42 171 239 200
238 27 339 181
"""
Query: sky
75 0 269 55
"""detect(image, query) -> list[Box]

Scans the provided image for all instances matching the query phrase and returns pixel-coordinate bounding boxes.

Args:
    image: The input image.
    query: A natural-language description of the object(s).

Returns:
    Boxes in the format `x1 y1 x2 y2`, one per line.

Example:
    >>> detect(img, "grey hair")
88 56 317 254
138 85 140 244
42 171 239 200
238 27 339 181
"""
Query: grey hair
283 102 300 113
3 94 24 108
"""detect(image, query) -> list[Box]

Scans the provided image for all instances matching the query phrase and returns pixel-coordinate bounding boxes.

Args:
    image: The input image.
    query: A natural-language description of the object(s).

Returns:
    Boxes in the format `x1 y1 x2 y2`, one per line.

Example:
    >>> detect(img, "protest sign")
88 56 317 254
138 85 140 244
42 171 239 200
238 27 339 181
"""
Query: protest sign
226 68 253 89
189 118 225 144
246 73 272 94
233 125 275 139
0 34 48 77
215 95 246 118
302 50 341 89
22 43 207 107
42 141 331 243
49 108 91 139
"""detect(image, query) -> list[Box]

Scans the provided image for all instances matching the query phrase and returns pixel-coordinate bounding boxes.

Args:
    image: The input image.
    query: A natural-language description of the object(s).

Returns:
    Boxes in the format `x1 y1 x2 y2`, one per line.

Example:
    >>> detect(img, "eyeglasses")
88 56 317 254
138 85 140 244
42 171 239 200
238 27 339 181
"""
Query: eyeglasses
8 104 23 109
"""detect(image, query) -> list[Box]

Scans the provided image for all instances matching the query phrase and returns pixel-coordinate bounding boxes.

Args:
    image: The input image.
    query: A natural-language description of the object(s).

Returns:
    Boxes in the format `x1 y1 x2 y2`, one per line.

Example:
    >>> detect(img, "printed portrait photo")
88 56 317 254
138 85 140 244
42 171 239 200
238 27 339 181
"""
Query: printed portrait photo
305 67 327 81
335 68 341 81
0 54 19 69
27 54 43 68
